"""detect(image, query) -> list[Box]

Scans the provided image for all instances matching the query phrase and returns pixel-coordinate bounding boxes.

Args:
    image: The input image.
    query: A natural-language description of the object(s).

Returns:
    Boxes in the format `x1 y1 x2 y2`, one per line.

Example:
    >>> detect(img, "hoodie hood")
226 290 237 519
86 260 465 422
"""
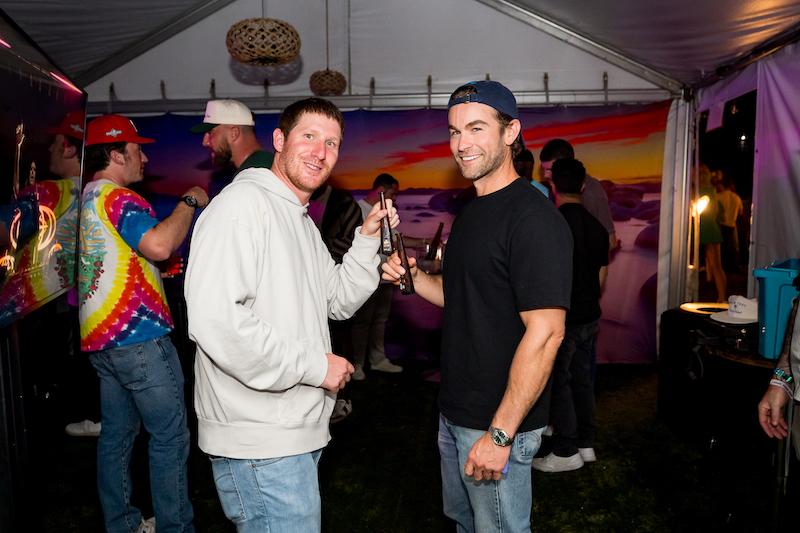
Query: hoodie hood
233 167 308 213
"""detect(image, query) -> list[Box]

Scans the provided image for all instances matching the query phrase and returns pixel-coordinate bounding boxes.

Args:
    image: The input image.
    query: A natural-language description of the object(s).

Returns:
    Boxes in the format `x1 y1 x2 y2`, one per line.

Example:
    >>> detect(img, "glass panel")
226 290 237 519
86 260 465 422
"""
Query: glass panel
0 13 86 327
696 90 755 303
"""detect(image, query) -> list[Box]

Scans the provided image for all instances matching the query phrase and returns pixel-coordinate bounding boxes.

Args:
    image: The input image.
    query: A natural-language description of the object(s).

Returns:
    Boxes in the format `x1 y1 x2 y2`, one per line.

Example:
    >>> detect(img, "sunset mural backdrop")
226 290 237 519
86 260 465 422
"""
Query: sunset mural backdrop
130 100 670 363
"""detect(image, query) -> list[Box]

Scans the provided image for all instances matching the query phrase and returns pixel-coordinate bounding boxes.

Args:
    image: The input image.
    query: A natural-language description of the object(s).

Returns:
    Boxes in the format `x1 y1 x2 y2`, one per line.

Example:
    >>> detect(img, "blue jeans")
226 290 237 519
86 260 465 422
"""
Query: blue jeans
438 415 543 533
210 450 323 532
90 336 194 532
550 320 599 457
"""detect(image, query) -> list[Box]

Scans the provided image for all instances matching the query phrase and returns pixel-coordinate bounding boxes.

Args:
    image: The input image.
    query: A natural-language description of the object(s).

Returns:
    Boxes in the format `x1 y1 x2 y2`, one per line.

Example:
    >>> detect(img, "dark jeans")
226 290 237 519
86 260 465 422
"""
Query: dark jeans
550 320 599 457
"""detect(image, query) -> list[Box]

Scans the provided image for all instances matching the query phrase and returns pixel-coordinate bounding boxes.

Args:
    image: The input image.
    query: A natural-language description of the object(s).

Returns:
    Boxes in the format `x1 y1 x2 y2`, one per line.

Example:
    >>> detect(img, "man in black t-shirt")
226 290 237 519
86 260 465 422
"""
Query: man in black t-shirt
533 158 608 473
383 81 572 532
539 138 616 253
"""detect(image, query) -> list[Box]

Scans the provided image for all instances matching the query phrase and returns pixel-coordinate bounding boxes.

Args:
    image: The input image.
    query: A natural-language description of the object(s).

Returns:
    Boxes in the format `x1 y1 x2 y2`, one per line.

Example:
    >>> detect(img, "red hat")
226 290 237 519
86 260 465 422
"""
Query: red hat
85 114 155 146
46 109 86 140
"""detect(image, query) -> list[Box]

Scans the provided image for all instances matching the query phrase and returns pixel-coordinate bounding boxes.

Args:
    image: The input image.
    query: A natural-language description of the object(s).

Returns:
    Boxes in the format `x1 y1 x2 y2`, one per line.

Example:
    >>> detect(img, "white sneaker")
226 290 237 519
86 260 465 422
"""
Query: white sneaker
371 358 402 373
330 399 353 424
136 517 155 533
65 419 101 437
532 452 584 472
352 365 366 381
578 447 596 462
542 425 553 437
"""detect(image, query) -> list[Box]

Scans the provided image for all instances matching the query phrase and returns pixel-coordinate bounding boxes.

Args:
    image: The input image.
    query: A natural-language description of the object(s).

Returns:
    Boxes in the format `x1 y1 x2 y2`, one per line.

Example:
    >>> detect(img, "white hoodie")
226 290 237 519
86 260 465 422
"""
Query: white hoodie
185 168 380 459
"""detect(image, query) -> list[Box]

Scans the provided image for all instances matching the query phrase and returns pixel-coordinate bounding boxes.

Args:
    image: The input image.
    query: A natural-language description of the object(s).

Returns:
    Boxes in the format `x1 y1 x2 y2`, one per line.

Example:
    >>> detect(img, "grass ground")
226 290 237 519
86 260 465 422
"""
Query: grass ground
36 362 794 532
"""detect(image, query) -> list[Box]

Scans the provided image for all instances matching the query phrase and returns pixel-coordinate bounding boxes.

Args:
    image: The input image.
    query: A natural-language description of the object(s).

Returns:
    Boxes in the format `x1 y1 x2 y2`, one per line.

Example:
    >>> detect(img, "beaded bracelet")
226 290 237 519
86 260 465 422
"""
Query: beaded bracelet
773 368 794 384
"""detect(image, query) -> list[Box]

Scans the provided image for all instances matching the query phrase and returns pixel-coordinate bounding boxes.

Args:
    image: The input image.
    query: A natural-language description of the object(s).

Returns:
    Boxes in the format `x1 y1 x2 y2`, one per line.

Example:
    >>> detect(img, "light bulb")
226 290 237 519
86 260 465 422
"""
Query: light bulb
693 195 710 216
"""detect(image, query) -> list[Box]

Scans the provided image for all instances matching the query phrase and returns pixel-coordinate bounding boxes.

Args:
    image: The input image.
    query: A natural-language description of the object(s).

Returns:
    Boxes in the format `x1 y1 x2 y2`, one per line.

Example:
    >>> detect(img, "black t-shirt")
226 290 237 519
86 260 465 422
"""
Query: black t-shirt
440 178 573 432
558 203 609 325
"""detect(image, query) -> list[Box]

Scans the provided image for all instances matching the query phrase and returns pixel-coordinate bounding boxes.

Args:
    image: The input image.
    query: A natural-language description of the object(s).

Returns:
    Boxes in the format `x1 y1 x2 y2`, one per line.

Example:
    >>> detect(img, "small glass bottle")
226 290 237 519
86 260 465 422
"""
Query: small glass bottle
395 232 415 295
424 222 444 261
379 191 394 255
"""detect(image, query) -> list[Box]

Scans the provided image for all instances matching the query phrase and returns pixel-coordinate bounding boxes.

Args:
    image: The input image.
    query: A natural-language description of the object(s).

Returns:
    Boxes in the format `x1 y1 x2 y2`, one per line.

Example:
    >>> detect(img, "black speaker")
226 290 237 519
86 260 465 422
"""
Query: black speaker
658 306 712 431
658 306 771 443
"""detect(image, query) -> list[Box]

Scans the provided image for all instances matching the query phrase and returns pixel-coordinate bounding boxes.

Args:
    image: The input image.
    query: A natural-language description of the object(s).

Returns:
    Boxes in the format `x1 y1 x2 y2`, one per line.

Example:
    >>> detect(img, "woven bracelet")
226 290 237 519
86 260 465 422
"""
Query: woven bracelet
770 378 793 397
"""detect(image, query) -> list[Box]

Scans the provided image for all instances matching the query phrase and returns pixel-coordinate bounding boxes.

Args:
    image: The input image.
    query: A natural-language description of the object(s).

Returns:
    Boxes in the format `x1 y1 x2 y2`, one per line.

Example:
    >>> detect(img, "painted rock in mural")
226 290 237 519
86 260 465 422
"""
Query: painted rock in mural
634 222 659 251
632 200 660 220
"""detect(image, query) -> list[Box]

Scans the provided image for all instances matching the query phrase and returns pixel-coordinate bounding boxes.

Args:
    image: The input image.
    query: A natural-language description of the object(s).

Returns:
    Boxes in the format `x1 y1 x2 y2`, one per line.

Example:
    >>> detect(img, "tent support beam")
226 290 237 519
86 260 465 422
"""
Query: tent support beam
696 22 800 88
75 0 238 87
87 87 672 115
474 0 684 94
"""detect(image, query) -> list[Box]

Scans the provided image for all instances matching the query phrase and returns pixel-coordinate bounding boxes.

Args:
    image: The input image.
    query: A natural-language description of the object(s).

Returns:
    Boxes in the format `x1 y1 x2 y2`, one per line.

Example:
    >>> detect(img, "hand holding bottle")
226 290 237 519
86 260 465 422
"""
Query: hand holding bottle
360 196 399 240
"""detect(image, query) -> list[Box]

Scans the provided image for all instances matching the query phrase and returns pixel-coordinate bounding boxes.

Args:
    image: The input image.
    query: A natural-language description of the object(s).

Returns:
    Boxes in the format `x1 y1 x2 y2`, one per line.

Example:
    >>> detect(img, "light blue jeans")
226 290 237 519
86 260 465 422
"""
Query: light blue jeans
439 414 543 533
90 336 194 533
210 449 324 532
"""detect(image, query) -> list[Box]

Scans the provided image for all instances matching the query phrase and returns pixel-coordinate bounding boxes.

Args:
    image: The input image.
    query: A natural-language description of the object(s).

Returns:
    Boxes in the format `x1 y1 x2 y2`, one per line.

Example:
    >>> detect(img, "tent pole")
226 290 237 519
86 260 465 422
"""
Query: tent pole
657 96 695 318
75 0 238 86
85 87 672 115
474 0 683 94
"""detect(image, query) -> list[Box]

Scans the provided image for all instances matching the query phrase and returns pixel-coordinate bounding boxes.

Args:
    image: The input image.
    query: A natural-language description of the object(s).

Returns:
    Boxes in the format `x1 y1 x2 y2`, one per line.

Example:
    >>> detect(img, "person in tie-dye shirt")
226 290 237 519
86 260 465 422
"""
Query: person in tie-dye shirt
78 114 208 533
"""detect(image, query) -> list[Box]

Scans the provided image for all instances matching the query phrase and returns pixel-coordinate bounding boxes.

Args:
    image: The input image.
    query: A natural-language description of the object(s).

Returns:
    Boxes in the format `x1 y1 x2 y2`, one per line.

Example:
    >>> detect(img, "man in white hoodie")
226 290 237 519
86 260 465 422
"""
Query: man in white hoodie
184 98 397 531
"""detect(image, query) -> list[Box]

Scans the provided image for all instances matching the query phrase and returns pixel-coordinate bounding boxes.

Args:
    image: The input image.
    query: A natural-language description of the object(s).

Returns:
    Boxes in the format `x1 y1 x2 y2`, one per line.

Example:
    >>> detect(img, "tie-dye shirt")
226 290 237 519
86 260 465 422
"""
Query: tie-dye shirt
0 176 80 327
78 179 173 351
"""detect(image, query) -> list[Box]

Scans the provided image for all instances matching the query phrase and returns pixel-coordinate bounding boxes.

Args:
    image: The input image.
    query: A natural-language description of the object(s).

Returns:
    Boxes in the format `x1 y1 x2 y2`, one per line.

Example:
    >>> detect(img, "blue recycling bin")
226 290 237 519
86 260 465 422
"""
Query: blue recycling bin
754 259 800 359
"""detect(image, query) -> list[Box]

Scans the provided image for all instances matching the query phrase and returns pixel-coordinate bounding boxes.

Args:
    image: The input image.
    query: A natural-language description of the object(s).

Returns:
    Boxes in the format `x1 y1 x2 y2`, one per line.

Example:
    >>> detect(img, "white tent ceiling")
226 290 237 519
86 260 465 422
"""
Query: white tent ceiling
509 0 800 86
2 0 799 108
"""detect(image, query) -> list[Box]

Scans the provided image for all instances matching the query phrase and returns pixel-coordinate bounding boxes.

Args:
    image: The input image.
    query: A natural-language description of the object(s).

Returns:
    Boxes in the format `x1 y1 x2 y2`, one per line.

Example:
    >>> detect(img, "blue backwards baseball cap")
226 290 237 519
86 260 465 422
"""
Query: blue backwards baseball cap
447 81 518 119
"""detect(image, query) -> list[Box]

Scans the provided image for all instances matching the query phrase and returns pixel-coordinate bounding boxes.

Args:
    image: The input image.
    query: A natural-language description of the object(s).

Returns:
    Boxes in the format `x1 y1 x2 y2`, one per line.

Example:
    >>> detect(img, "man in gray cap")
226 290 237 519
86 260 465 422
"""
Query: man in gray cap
191 99 273 171
383 81 572 532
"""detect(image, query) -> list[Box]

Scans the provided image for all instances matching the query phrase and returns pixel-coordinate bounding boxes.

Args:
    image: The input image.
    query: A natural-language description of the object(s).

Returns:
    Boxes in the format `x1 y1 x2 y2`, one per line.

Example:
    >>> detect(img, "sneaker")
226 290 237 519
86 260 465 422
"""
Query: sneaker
542 425 553 437
65 419 101 437
532 452 584 472
330 399 353 424
578 447 596 462
352 365 366 381
371 358 402 373
137 517 155 533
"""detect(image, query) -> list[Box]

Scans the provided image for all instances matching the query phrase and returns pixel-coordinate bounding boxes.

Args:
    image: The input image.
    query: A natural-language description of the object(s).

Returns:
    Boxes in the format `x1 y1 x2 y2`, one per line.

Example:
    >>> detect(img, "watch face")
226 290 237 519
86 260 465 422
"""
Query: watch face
182 195 198 207
490 427 511 446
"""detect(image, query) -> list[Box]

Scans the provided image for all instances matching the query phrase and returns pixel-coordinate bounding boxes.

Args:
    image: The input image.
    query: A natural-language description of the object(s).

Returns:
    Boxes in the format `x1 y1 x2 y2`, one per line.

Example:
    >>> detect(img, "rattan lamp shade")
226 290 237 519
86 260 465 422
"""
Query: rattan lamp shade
226 18 301 65
309 69 347 96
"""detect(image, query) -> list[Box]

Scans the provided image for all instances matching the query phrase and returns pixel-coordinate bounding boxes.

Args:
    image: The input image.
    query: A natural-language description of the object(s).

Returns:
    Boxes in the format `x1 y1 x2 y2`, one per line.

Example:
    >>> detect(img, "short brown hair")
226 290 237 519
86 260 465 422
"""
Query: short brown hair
83 142 126 176
277 98 345 138
552 158 586 194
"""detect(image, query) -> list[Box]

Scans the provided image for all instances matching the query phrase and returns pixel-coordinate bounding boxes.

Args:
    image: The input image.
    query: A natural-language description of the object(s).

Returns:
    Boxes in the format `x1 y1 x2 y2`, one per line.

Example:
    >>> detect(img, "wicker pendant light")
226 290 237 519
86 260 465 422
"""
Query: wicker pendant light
226 1 301 66
309 0 347 96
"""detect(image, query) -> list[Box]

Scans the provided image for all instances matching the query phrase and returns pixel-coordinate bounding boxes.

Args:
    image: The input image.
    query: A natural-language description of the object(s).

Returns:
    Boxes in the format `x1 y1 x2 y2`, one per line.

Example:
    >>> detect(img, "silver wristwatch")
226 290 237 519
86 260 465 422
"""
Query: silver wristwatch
488 426 513 447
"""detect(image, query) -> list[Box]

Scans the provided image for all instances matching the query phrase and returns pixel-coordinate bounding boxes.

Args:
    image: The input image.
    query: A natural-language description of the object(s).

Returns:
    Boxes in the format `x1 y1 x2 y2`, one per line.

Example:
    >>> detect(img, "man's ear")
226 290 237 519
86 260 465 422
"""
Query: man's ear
227 125 240 143
63 143 78 159
110 149 125 165
505 119 521 147
272 128 285 153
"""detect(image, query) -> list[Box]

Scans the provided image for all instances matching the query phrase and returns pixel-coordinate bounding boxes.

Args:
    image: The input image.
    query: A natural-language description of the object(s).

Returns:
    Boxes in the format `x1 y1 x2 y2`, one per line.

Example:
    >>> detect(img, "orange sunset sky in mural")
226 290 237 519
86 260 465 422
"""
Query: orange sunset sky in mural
330 101 670 190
